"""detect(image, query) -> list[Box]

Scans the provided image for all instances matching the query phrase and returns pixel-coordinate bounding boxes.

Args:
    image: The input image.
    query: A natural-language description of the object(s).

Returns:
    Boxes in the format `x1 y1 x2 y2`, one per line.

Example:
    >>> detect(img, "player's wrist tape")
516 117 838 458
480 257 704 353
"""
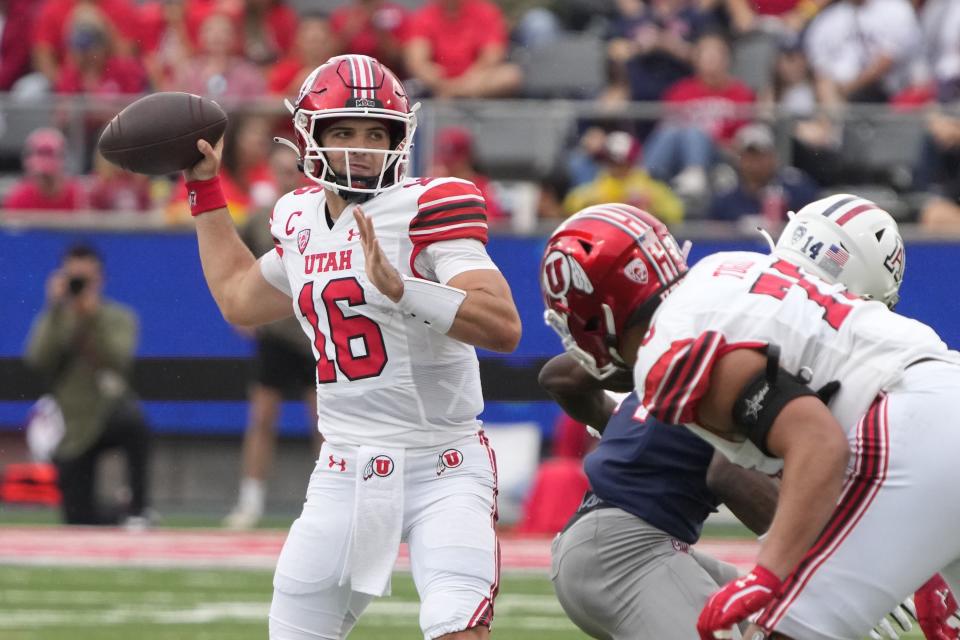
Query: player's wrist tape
185 176 227 217
397 276 466 334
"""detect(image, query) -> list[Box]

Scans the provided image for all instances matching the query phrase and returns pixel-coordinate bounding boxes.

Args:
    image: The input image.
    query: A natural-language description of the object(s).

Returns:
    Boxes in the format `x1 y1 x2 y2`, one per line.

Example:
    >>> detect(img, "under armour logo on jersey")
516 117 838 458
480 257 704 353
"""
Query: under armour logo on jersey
735 573 759 589
298 229 311 254
347 228 361 242
671 539 690 553
363 455 394 481
328 455 347 472
938 587 951 608
436 449 463 476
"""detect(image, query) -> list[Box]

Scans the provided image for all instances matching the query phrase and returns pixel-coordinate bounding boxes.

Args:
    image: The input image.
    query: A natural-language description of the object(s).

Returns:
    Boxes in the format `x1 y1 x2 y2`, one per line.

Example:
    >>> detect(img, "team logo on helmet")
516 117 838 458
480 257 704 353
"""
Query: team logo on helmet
791 224 807 245
436 448 463 476
542 251 593 301
297 229 311 255
623 257 649 285
884 236 905 284
362 455 394 481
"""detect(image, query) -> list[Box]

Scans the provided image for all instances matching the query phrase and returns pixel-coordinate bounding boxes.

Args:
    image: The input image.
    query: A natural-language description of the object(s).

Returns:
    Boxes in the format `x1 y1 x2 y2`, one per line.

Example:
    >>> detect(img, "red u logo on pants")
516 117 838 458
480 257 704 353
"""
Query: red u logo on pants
363 455 394 480
436 449 463 476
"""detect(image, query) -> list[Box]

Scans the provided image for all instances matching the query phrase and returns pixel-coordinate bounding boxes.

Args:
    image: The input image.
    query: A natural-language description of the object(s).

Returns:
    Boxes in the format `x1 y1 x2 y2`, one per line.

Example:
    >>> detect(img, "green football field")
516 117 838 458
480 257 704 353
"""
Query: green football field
0 566 582 640
0 564 926 640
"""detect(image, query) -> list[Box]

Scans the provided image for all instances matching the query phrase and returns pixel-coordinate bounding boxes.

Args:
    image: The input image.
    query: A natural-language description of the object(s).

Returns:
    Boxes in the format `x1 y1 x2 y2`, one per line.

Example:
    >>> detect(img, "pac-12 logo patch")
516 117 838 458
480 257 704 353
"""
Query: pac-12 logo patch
623 257 649 285
297 229 311 254
436 448 463 476
363 455 394 480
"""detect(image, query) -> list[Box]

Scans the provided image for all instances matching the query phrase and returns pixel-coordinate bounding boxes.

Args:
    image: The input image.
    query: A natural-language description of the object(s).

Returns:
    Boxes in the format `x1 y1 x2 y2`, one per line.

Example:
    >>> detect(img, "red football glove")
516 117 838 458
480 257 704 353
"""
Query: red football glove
697 565 782 640
915 574 960 640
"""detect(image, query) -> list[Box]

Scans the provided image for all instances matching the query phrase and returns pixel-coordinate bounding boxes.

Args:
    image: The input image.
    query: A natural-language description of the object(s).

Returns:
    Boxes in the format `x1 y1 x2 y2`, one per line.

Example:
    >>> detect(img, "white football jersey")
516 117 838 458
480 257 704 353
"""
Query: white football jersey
258 177 495 448
635 251 960 471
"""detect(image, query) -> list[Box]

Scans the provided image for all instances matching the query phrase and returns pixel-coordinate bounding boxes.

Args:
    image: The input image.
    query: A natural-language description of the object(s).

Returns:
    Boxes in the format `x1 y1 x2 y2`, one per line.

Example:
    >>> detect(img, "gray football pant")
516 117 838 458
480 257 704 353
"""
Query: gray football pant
551 507 741 640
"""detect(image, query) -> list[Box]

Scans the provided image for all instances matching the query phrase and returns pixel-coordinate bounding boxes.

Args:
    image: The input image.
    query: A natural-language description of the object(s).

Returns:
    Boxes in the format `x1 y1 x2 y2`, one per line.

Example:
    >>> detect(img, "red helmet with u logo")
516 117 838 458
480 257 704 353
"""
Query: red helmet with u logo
541 204 688 379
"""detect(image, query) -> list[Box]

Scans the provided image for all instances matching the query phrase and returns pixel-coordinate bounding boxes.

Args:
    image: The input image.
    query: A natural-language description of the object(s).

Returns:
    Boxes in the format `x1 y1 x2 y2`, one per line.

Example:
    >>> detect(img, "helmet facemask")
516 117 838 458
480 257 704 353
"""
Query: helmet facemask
545 303 626 380
273 55 420 201
291 105 417 201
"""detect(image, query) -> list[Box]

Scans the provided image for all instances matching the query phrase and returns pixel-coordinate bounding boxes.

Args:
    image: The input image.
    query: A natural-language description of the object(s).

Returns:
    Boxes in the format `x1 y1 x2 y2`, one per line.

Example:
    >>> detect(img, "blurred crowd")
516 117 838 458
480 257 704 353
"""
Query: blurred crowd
3 0 960 231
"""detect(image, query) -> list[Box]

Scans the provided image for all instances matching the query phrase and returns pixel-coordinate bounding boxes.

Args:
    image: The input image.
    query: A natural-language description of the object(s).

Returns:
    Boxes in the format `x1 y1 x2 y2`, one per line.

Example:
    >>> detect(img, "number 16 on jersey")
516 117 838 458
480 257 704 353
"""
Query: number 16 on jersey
297 278 388 383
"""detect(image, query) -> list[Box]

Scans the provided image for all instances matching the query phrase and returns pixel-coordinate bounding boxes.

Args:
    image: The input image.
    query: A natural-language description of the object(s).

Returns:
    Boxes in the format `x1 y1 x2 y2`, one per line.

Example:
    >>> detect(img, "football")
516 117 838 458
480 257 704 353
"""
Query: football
97 92 228 176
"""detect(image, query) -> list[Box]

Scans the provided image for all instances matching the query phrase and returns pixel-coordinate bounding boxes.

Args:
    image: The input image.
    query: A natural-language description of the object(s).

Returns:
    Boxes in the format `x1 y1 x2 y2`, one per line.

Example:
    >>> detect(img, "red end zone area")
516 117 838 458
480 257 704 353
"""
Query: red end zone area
0 526 759 572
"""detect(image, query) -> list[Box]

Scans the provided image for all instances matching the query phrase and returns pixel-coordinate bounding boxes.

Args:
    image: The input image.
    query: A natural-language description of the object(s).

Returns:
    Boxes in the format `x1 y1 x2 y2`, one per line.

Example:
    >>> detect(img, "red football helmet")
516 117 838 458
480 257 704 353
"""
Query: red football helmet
276 54 417 197
541 204 688 379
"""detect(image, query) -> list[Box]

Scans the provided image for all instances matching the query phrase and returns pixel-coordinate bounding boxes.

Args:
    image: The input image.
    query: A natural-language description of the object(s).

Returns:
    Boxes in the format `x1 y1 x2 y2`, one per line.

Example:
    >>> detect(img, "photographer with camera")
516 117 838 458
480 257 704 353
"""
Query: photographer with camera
24 243 152 527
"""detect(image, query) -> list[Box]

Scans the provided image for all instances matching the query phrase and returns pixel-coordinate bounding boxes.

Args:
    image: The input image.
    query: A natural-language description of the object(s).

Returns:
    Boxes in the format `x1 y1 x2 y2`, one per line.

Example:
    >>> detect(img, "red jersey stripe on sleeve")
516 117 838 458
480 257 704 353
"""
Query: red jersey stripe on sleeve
642 332 725 425
408 180 490 277
417 180 484 210
414 180 488 231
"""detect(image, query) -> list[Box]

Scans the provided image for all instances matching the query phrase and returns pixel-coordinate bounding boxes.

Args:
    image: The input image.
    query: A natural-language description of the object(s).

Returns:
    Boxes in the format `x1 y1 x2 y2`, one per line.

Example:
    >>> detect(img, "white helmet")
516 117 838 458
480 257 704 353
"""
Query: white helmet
773 194 905 308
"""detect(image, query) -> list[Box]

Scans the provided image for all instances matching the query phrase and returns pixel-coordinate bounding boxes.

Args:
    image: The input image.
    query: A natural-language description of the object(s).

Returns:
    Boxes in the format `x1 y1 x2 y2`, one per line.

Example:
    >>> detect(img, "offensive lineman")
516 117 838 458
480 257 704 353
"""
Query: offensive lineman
182 54 521 640
541 197 924 640
539 196 960 640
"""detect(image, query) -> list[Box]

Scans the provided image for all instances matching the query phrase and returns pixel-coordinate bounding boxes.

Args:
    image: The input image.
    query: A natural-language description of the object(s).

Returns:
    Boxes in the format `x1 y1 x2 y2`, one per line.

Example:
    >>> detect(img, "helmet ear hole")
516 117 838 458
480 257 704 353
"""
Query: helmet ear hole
875 229 885 241
577 240 593 254
583 316 600 332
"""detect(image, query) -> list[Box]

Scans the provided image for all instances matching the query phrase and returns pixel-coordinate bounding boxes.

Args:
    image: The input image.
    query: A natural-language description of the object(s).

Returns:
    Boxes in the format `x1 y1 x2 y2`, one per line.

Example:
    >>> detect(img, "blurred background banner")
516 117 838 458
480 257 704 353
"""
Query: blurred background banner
2 228 958 437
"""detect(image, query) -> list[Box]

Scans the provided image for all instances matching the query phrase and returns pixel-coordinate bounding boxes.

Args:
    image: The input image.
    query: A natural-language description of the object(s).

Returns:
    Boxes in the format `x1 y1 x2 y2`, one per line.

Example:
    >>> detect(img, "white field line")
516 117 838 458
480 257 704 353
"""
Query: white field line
0 592 571 629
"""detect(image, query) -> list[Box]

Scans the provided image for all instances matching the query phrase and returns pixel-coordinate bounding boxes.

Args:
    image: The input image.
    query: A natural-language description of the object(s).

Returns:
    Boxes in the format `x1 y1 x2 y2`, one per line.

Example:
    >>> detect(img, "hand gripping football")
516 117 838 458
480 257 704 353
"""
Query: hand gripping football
97 92 228 175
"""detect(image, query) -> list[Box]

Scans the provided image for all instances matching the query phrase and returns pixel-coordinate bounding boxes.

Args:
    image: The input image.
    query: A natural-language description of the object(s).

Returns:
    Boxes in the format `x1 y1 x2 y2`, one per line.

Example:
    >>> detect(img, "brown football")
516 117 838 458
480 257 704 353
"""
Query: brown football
97 92 228 175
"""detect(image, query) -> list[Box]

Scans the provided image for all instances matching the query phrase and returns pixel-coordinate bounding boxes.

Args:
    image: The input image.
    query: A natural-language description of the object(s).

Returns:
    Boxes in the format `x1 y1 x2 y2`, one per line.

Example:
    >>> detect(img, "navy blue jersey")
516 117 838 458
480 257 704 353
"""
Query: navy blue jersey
583 391 719 544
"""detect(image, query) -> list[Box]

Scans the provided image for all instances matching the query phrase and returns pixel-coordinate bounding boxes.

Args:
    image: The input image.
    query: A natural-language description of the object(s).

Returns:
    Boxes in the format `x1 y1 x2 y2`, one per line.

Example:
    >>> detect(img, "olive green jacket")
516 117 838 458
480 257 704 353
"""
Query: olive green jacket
24 300 138 460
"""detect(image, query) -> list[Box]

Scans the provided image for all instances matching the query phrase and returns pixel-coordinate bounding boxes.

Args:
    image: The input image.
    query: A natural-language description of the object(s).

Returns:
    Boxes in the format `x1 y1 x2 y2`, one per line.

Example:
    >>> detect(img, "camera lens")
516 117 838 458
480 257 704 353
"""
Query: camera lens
67 276 88 295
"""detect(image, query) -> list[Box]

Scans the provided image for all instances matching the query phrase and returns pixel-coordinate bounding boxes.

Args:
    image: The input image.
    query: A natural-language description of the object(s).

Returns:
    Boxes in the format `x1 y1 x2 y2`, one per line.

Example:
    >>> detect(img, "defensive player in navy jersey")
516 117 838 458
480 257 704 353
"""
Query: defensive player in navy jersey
542 354 777 640
541 196 956 640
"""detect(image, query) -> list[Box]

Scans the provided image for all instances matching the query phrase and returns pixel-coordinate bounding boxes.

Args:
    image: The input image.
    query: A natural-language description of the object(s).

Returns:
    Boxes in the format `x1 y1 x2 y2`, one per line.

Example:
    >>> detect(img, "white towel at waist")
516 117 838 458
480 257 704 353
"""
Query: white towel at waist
340 446 405 596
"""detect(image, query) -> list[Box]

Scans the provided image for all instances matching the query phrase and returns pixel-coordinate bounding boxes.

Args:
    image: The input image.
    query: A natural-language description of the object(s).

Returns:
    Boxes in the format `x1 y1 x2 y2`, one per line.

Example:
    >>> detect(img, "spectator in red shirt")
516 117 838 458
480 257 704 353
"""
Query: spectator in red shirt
4 128 86 212
331 0 410 74
268 12 340 96
429 127 507 223
1 0 39 91
642 32 754 198
404 0 522 98
31 0 143 85
700 0 829 35
55 20 148 95
169 11 265 99
139 0 194 91
86 151 153 212
240 0 297 66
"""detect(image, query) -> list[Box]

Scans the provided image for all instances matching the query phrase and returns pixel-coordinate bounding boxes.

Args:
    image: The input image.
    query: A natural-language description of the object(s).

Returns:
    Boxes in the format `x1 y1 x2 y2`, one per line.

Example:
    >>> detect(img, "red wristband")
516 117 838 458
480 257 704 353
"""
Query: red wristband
185 176 227 217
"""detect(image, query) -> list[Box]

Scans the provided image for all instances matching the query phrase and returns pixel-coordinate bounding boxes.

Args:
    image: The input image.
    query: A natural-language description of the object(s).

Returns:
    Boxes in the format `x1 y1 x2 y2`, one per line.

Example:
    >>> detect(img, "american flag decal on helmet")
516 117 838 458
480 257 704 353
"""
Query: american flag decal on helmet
825 243 849 266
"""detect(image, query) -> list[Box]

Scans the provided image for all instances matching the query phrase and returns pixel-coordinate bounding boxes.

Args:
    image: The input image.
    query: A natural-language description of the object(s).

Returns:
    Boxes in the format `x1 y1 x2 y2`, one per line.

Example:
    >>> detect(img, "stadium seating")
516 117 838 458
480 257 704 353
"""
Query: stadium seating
517 34 607 100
